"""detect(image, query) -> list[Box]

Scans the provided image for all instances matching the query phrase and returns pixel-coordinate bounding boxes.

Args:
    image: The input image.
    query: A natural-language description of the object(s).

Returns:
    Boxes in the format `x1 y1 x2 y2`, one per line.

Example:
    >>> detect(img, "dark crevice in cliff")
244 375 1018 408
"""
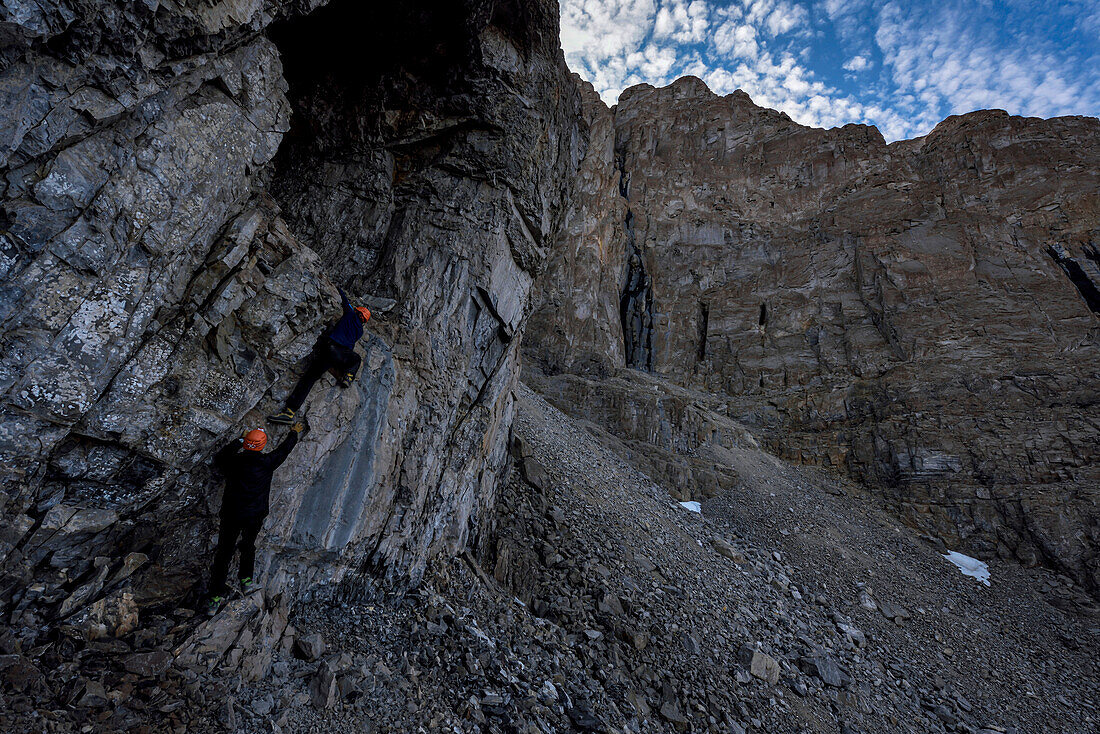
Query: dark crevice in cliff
620 211 653 371
615 134 652 371
758 302 767 327
616 149 630 198
697 302 709 362
1047 244 1100 315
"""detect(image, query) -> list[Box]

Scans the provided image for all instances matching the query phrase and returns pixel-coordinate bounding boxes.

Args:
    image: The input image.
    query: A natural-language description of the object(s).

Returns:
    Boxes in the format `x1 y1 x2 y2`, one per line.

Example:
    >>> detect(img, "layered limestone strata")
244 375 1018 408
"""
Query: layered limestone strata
528 76 1100 592
0 0 581 647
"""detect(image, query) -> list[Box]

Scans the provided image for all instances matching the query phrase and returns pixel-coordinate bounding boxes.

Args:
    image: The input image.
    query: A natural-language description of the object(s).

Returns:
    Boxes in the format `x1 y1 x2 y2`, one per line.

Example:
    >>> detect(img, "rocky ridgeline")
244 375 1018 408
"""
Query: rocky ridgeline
528 76 1100 594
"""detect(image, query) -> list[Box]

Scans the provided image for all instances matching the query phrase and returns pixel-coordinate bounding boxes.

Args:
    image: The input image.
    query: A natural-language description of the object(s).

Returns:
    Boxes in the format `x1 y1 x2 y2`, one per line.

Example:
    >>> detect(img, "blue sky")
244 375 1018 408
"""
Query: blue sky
560 0 1100 140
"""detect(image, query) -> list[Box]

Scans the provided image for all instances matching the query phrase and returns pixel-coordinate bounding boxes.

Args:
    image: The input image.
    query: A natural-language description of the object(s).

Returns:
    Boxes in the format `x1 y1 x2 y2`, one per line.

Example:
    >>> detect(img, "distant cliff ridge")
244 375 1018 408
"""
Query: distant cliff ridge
528 75 1100 594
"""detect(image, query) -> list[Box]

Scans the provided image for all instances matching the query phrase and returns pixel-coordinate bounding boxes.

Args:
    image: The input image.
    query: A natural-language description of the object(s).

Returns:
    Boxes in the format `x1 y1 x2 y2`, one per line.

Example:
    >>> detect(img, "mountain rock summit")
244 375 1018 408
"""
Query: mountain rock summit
528 75 1100 594
0 0 1097 732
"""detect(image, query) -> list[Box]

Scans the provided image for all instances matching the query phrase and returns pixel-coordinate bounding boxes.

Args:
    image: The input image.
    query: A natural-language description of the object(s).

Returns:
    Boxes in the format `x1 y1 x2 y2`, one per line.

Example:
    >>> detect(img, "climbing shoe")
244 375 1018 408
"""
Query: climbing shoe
267 407 295 425
239 577 260 594
339 372 356 388
206 595 225 615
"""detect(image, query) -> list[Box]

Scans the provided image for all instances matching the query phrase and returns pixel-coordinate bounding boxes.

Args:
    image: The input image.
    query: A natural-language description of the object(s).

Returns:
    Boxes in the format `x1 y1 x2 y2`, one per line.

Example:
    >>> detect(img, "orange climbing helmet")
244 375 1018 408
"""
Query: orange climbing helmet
355 306 371 322
243 428 267 451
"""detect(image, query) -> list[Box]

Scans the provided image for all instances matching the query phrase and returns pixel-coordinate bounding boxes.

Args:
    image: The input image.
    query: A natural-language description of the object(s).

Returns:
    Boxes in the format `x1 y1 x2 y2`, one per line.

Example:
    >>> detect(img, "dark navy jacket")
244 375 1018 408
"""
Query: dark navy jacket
214 432 299 520
326 288 364 349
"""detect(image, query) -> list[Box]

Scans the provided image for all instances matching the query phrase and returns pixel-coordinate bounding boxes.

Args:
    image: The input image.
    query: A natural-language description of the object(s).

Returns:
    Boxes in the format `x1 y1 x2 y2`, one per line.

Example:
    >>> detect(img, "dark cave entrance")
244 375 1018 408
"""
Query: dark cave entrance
265 0 549 295
265 1 485 293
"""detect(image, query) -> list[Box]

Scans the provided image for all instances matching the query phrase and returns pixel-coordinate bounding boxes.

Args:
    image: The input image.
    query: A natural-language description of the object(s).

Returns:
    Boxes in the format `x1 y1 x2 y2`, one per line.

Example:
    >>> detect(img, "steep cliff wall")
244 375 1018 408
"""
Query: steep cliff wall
526 78 627 376
0 0 581 645
528 76 1100 592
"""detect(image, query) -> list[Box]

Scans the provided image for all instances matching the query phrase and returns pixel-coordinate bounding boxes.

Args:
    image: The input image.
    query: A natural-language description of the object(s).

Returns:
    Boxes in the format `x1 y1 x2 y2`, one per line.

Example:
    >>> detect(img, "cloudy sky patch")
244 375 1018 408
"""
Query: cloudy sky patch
560 0 1100 141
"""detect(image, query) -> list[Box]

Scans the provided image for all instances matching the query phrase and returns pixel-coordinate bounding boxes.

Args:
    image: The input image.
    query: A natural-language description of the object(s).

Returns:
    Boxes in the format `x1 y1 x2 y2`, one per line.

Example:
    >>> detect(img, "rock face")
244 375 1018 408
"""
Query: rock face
526 79 627 376
0 0 1096 679
0 0 581 645
528 76 1100 592
265 0 581 581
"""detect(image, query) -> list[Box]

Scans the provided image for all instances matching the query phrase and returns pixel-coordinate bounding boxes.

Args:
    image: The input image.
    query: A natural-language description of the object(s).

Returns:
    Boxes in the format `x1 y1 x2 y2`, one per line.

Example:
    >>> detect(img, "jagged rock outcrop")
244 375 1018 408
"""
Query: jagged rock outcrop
0 0 581 651
527 76 1100 592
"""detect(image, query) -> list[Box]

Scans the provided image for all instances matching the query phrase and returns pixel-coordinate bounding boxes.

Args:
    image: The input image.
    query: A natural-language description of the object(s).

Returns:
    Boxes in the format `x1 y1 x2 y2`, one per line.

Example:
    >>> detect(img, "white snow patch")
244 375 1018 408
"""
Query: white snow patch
679 501 702 514
943 551 991 586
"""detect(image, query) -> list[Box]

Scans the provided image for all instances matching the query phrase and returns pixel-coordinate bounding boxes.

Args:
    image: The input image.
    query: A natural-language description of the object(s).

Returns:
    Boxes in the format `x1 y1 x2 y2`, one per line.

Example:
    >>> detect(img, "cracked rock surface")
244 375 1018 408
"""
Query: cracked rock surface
0 0 581 665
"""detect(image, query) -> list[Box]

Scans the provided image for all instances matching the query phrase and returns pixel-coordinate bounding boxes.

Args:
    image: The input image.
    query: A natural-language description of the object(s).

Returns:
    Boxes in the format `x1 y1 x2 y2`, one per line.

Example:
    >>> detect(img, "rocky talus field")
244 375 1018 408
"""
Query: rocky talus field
0 0 1097 732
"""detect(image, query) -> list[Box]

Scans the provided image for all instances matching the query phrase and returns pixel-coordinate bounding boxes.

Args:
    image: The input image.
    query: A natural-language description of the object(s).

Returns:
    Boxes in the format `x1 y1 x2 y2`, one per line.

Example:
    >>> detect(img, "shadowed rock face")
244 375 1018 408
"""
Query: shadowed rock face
0 0 580 643
526 79 628 377
527 76 1100 592
264 0 583 583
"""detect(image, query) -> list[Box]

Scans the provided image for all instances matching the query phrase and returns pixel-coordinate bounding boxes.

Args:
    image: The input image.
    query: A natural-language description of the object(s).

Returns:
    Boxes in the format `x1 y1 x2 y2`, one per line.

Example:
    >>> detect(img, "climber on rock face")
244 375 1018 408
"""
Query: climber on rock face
268 287 370 425
207 422 307 611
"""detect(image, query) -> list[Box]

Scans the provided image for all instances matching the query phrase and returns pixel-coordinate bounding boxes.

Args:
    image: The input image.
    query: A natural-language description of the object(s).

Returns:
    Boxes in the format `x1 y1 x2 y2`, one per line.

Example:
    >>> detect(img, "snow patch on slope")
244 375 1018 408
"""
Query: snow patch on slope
943 551 991 586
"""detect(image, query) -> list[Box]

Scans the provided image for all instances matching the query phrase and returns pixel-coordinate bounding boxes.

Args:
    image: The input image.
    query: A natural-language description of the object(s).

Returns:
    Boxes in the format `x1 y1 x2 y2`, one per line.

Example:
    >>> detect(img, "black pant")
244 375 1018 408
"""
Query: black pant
285 339 361 411
209 515 263 596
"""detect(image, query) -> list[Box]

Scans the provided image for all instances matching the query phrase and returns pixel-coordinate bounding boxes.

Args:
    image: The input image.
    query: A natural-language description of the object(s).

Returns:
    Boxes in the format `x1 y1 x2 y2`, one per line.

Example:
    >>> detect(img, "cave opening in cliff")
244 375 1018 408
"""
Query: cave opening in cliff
265 0 486 293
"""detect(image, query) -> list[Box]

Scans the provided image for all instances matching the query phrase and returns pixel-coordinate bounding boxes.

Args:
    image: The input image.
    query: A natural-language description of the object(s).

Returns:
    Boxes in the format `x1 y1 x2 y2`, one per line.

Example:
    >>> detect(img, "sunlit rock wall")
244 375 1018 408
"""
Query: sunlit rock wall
528 76 1100 591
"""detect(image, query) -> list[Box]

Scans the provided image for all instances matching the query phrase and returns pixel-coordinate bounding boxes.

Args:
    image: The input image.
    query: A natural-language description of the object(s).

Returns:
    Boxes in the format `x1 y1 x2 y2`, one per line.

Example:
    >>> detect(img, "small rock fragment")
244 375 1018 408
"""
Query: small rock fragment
294 633 326 662
750 650 781 685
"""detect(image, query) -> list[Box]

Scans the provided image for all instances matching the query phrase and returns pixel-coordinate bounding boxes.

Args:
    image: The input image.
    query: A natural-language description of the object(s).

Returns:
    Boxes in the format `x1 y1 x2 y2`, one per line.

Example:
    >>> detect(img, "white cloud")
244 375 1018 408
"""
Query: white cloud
873 1 1099 127
737 0 809 36
629 42 680 79
713 22 759 59
843 55 871 72
560 0 1100 140
560 0 657 64
653 0 711 42
764 2 808 36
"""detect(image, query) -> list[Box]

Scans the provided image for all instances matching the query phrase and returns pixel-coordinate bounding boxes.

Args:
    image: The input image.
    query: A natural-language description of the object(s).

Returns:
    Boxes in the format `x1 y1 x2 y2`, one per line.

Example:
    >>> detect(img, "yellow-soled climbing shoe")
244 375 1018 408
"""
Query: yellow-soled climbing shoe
267 407 295 425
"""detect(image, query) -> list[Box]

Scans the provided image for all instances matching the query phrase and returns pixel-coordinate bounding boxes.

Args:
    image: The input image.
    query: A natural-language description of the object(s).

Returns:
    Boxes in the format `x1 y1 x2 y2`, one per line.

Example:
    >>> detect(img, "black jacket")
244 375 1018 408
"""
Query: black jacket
214 432 299 521
327 288 364 349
